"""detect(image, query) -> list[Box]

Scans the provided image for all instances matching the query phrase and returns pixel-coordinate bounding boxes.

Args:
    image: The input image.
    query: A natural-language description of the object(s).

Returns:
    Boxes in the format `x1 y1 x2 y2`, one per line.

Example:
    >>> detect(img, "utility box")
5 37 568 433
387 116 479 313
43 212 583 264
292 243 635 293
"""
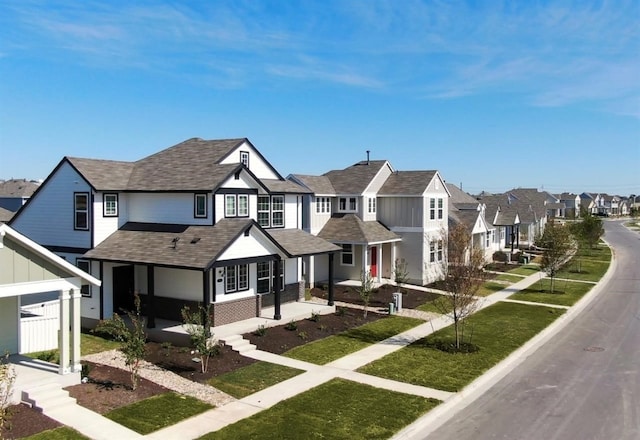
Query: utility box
389 302 395 315
392 292 403 312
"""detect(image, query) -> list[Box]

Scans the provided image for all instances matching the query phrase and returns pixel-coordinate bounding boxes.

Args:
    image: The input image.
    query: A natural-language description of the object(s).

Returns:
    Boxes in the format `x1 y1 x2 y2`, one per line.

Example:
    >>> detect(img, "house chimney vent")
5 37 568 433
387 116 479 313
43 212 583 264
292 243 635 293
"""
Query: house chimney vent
366 150 370 165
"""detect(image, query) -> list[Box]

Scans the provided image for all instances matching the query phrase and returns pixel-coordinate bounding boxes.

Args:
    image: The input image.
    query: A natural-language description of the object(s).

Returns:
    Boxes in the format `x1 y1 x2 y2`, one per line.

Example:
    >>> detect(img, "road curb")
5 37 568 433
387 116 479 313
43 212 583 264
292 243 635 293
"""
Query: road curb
393 241 617 439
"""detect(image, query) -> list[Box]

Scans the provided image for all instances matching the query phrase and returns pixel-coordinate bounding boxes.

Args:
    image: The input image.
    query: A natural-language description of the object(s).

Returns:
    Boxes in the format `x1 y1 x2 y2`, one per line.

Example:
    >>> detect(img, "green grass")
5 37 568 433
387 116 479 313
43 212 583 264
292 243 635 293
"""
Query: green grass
494 273 525 283
25 332 121 364
507 265 540 276
283 316 424 364
574 243 612 261
416 294 449 314
23 427 90 439
106 392 212 434
476 281 508 297
359 302 564 392
208 361 304 399
198 378 440 440
509 279 594 306
555 259 610 282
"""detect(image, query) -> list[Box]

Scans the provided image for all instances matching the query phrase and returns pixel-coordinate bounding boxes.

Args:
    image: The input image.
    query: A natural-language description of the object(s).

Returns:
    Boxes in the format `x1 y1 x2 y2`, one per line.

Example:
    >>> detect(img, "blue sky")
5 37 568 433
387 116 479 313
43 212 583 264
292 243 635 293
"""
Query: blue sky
1 0 638 196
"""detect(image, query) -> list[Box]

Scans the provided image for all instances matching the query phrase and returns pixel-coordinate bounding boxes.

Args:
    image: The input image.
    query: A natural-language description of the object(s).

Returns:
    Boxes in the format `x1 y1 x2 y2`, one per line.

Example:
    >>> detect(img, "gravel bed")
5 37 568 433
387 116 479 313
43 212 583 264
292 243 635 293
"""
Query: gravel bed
82 350 235 407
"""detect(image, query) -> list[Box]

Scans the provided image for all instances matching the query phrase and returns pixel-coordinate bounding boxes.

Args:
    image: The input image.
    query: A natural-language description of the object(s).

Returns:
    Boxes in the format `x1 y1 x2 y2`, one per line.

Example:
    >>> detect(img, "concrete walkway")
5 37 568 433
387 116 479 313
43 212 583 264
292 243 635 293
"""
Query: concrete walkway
14 268 604 440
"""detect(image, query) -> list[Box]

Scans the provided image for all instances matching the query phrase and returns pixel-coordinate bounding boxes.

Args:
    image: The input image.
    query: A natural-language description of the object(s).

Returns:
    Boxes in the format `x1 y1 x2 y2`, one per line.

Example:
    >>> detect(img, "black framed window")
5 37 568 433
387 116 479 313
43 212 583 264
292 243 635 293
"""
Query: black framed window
225 264 249 294
74 192 89 230
257 195 285 228
103 193 118 217
341 244 354 266
240 151 249 168
194 194 207 218
437 198 444 219
76 259 91 297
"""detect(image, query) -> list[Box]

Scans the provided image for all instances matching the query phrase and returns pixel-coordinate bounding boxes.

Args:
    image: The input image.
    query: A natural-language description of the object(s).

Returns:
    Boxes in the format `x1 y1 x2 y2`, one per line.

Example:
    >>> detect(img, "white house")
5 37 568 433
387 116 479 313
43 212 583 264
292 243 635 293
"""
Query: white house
10 138 340 328
289 157 450 286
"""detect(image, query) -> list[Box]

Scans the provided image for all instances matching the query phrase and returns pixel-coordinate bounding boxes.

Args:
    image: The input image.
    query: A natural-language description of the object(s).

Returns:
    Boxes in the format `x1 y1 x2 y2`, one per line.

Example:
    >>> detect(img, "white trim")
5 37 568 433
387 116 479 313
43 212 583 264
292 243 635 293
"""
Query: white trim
0 278 80 299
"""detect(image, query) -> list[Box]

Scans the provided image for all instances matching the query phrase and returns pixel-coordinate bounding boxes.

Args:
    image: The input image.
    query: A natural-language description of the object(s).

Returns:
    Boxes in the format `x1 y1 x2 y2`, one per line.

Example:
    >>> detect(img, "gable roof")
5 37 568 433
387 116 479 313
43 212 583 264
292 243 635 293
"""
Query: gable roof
378 171 438 196
323 160 389 194
262 179 311 194
318 214 401 244
446 183 480 205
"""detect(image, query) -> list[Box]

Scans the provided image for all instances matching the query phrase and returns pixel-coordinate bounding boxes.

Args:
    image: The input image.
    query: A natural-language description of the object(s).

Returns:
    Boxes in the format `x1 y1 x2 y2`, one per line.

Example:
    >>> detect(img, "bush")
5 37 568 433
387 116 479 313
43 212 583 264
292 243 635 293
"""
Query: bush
285 320 298 331
253 324 267 337
297 331 309 341
309 311 320 322
493 250 508 262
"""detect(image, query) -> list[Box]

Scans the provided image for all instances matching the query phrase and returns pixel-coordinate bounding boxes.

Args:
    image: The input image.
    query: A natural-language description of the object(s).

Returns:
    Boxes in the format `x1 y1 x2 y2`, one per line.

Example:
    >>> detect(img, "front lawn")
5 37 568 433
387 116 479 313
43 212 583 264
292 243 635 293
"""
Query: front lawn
507 265 540 276
208 361 304 399
198 378 440 440
105 392 212 434
509 279 594 306
476 281 508 297
359 302 564 392
283 316 424 364
494 273 525 283
23 427 90 440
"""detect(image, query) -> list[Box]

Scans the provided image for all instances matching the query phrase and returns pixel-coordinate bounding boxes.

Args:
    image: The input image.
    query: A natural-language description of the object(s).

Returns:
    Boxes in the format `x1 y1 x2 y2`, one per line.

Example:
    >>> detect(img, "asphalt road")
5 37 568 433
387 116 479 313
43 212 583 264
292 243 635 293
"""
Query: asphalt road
425 220 640 440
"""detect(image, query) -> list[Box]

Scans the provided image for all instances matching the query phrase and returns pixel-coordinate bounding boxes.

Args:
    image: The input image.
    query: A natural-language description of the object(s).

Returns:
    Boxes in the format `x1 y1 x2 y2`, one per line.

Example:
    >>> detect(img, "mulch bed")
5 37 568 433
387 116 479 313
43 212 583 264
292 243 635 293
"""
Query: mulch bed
312 283 441 310
1 404 61 439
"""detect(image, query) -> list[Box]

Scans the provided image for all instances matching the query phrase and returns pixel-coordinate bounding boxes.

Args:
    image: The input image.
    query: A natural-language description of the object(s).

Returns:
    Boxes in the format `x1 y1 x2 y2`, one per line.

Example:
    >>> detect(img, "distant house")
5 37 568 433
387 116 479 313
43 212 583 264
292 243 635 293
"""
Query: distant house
0 223 100 374
579 193 598 215
10 138 340 328
290 158 450 286
557 193 581 219
0 179 40 212
446 183 498 262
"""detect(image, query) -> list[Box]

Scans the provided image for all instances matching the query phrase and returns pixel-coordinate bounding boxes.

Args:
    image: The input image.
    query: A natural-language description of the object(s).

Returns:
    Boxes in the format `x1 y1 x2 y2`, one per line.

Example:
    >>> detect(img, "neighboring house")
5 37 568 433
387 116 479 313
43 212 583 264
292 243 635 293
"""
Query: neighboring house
601 194 621 216
446 183 498 262
579 193 598 215
0 223 100 374
10 138 340 328
619 198 630 216
0 179 40 212
289 157 450 286
557 193 581 219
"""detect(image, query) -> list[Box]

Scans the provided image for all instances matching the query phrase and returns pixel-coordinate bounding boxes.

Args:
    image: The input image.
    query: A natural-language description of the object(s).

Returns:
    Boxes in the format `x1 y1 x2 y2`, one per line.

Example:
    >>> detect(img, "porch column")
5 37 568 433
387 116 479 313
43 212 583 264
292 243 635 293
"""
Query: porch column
71 289 82 372
99 261 104 320
362 245 368 275
516 225 520 248
274 257 282 320
377 244 382 283
391 242 397 270
328 253 335 306
58 289 71 375
146 265 155 329
202 270 211 337
308 255 315 288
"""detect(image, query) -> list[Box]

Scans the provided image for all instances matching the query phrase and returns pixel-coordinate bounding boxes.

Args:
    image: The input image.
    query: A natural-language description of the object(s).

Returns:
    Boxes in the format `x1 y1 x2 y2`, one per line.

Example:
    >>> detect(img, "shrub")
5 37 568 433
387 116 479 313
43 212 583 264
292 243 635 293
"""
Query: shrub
309 311 320 322
285 320 298 331
253 324 267 337
493 250 508 262
297 331 309 341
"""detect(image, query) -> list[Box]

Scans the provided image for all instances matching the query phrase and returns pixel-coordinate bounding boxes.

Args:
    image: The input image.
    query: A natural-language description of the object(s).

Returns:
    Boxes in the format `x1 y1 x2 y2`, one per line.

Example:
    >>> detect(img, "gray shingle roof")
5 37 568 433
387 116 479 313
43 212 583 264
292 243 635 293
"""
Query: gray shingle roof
66 158 136 191
318 214 401 244
84 219 255 269
378 171 437 196
0 179 40 197
445 183 479 205
449 210 481 233
0 207 14 223
262 179 310 194
288 175 336 195
266 229 341 256
323 160 388 194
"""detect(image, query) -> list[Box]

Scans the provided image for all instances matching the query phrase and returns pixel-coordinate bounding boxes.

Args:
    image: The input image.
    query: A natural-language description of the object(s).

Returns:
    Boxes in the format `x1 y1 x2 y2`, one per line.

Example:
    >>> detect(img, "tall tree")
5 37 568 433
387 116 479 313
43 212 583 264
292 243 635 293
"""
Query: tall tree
577 213 605 249
538 221 573 293
433 224 487 350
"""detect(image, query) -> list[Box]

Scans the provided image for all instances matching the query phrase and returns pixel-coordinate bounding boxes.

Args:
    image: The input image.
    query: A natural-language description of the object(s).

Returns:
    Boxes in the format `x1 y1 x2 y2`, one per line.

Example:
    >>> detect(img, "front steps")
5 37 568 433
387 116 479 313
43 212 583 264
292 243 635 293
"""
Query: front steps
22 382 77 417
221 335 256 354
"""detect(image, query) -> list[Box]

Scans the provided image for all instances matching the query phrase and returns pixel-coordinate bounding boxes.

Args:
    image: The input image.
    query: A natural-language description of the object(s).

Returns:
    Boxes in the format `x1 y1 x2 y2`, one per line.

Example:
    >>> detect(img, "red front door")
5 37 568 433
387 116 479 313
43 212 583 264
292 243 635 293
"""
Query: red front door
370 247 377 278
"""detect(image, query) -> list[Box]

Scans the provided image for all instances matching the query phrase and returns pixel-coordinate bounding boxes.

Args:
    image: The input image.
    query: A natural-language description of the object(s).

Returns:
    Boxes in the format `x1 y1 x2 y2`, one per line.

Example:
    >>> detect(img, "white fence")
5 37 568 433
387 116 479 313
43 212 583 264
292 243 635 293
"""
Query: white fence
20 300 59 354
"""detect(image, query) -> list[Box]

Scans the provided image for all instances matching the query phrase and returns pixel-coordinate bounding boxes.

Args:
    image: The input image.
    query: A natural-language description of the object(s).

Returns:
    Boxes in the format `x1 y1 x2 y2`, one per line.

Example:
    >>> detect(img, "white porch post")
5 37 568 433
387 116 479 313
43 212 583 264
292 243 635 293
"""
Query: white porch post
377 244 383 282
391 242 397 270
71 289 82 372
308 255 315 288
362 245 368 275
58 289 71 374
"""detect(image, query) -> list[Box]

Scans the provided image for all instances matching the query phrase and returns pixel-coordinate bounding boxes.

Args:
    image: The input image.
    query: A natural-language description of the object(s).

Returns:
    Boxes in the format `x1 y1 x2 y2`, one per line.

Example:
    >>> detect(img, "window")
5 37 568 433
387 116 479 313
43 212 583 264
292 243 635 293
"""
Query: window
238 194 249 217
103 193 118 217
74 193 89 230
76 259 91 297
338 197 357 213
224 264 249 293
430 240 443 263
437 198 444 220
486 231 491 247
316 197 331 214
240 151 249 168
341 244 354 266
256 261 284 294
429 198 436 220
225 195 237 217
258 196 270 227
194 194 207 218
257 195 285 228
271 195 284 227
368 197 376 214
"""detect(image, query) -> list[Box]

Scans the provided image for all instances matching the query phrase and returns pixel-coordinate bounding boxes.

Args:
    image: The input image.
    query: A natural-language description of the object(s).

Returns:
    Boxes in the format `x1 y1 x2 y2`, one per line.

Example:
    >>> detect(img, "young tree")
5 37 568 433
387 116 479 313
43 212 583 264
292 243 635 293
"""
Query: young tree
392 258 410 294
577 213 604 250
357 270 375 318
181 304 219 374
433 224 487 350
538 221 573 293
0 353 16 434
95 294 147 390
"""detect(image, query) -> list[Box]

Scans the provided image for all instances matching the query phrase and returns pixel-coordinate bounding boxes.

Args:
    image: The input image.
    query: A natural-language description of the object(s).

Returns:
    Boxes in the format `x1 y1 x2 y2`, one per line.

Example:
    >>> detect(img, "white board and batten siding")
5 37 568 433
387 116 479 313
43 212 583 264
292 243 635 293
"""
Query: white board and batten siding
219 141 281 180
218 228 280 261
378 197 425 229
128 193 212 225
11 161 92 249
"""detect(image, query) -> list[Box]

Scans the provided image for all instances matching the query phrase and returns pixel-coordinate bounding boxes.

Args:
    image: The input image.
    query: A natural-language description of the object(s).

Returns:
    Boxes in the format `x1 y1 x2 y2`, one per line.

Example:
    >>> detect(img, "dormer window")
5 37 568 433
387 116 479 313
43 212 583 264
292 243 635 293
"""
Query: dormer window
240 151 249 168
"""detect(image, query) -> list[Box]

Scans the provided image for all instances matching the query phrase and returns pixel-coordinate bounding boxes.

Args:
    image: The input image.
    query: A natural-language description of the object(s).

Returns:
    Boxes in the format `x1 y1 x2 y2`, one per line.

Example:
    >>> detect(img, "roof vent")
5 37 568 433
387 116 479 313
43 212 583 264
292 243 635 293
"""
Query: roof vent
171 237 180 249
191 237 201 244
366 150 370 165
